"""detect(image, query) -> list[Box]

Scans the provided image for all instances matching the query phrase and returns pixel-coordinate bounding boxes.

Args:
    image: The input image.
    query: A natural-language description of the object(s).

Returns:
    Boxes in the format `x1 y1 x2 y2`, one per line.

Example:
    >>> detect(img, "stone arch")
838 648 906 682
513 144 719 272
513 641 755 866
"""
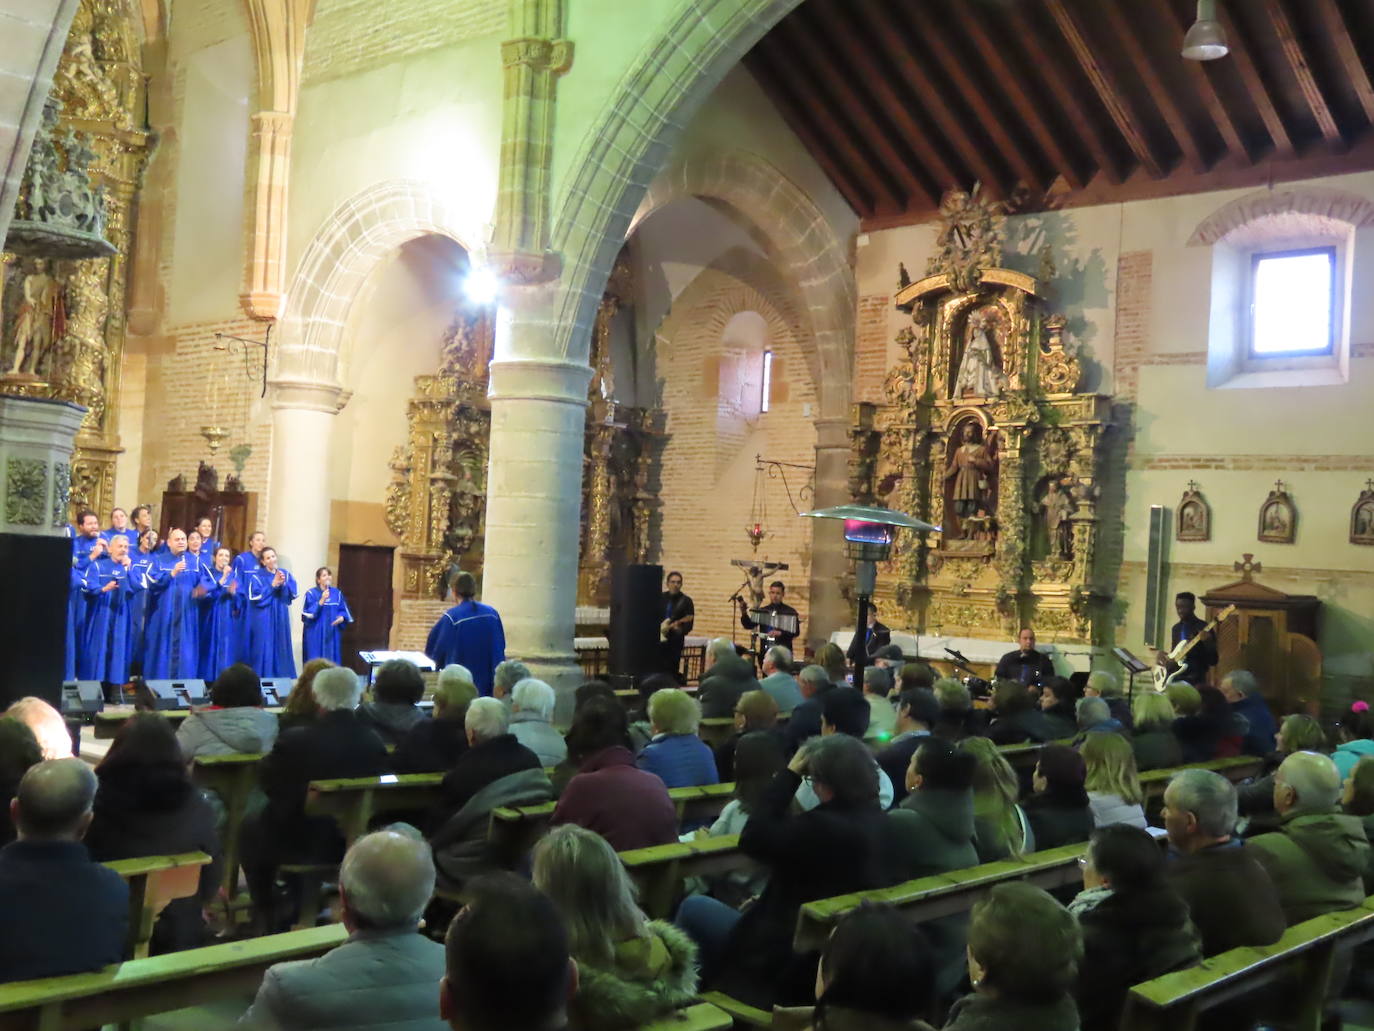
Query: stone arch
632 148 855 421
549 0 803 366
1189 185 1374 246
276 179 472 386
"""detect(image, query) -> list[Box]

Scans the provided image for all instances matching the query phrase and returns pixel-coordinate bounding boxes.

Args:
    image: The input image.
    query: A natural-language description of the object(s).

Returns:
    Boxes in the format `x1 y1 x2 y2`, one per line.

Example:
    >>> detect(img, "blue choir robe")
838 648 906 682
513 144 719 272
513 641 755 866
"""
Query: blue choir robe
246 567 297 677
127 550 158 669
231 552 262 662
78 557 140 683
424 599 506 695
66 534 103 681
101 527 139 549
301 587 354 664
141 552 203 678
198 567 241 682
200 537 221 561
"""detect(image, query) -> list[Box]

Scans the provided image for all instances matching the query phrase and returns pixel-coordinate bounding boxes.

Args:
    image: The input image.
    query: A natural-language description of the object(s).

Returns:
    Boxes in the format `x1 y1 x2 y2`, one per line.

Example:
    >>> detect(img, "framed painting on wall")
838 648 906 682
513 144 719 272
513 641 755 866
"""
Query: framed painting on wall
1258 481 1296 544
1176 481 1209 542
1352 481 1374 546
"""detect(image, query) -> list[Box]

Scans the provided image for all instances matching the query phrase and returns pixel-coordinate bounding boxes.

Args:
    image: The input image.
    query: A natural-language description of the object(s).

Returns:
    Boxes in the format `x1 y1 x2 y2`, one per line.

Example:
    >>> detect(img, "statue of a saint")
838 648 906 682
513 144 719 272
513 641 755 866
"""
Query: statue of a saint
952 314 1007 398
1041 479 1073 560
944 421 996 539
10 260 65 377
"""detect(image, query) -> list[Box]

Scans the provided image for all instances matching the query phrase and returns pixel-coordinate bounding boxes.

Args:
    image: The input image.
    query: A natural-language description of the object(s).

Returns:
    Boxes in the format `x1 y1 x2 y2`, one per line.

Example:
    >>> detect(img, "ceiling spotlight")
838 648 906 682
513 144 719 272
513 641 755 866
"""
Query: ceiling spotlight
1182 0 1228 61
464 264 499 305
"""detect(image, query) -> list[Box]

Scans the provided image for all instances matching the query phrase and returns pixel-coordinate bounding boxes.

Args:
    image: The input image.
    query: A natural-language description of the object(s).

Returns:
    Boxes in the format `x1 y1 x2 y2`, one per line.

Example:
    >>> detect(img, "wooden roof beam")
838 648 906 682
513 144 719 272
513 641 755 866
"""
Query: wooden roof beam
1263 0 1342 149
1165 0 1251 164
1312 0 1374 128
1044 0 1165 178
1216 1 1295 157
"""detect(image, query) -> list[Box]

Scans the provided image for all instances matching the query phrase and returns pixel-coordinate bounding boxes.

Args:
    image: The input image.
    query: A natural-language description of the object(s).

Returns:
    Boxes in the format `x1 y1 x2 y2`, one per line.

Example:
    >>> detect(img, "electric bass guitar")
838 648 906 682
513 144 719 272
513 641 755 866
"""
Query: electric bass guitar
1152 604 1237 691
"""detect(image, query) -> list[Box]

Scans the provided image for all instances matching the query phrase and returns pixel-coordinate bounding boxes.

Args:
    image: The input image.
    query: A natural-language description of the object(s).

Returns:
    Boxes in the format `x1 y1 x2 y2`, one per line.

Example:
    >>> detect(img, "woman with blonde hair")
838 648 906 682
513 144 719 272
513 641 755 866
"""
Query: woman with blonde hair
960 736 1033 861
1130 692 1182 771
1238 713 1329 834
1082 733 1146 829
532 824 698 1030
816 642 848 686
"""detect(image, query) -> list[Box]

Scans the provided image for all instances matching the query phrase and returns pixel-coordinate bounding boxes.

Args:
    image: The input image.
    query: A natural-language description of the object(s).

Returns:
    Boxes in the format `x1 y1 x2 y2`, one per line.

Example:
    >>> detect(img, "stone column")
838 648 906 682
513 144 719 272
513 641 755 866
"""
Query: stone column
807 416 851 655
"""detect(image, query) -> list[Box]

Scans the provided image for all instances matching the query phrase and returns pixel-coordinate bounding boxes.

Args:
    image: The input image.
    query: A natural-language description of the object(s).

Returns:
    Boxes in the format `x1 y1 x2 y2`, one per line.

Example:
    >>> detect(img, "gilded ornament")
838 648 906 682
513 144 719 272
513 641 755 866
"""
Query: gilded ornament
6 457 48 526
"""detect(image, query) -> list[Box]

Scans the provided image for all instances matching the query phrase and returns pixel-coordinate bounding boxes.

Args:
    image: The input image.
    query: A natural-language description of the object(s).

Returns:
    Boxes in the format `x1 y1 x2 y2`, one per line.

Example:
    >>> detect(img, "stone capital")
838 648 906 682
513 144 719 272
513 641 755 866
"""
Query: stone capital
269 377 350 413
813 417 851 451
487 359 592 406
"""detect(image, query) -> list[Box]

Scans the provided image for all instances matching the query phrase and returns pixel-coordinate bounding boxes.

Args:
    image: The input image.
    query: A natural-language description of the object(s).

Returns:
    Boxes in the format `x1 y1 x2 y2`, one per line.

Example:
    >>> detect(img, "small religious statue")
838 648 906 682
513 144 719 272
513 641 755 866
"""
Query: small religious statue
962 508 995 541
9 260 65 377
1041 479 1073 560
944 421 997 539
952 311 1007 398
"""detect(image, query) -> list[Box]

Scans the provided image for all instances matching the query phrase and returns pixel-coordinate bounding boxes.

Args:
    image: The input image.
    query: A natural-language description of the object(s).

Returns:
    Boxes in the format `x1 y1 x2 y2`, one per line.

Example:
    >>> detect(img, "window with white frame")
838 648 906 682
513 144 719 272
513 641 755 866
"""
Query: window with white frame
1248 246 1336 359
760 349 774 413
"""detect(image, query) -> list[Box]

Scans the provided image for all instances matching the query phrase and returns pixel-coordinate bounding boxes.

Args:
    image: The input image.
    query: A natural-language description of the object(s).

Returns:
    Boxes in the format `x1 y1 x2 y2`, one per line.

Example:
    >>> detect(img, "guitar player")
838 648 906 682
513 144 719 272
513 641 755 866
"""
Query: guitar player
1156 591 1218 686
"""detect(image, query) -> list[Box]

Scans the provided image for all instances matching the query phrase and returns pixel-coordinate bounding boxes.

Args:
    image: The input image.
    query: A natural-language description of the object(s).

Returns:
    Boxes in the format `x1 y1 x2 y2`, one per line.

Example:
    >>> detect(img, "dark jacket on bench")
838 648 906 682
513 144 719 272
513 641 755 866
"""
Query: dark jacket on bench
1165 838 1285 956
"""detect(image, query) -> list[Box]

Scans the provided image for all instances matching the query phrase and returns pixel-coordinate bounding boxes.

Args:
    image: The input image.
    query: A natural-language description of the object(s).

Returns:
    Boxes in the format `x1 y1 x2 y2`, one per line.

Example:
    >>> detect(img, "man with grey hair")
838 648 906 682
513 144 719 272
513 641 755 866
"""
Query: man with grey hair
1084 669 1132 729
785 664 839 752
1219 668 1277 755
861 665 896 742
1162 768 1285 955
510 678 567 766
1073 696 1123 737
440 697 542 817
241 828 448 1029
0 759 128 983
698 637 759 719
1248 751 1370 924
759 645 802 713
491 659 531 708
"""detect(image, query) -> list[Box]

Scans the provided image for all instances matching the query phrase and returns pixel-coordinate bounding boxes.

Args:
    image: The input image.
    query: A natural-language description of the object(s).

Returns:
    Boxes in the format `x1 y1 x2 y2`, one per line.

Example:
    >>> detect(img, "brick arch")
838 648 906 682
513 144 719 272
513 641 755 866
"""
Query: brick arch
276 179 471 386
1189 185 1374 246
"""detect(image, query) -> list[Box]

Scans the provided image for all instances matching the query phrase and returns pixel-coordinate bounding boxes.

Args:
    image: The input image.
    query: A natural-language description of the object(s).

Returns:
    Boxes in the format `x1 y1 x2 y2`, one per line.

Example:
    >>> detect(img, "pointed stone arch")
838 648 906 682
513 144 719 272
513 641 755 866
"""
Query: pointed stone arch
1189 185 1374 246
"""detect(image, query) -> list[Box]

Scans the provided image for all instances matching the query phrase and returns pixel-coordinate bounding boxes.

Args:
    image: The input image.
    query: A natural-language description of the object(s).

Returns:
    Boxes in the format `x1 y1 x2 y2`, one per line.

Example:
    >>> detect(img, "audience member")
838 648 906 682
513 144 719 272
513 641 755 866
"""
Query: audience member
898 662 936 693
533 825 698 1030
796 689 891 810
775 903 937 1031
861 666 896 743
85 713 220 952
815 642 848 686
1073 696 1123 741
1130 691 1183 771
1161 768 1285 956
0 719 41 847
1037 677 1080 739
241 828 446 1030
622 672 676 753
932 676 984 741
1082 732 1146 830
877 688 940 804
5 696 73 759
1024 744 1092 849
358 659 429 747
177 663 279 759
552 698 677 851
1238 713 1327 835
700 731 785 907
944 882 1081 1031
1342 756 1374 892
0 759 128 984
698 638 759 719
758 646 802 713
636 689 719 788
392 665 477 774
871 643 906 669
439 873 576 1031
1219 669 1277 756
278 657 333 733
1190 685 1244 761
440 698 542 816
1248 751 1371 924
961 736 1033 861
509 678 568 766
1332 701 1374 779
1083 670 1132 730
1070 825 1200 1031
491 659 532 710
986 681 1057 745
785 665 840 753
715 689 781 781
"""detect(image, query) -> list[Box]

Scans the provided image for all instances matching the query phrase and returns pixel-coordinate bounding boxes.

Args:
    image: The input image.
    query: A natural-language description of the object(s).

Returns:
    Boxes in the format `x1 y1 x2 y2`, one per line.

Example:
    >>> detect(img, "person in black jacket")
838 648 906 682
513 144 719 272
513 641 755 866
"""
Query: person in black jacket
85 713 221 953
784 665 839 754
439 698 543 815
845 606 892 669
987 681 1058 745
392 665 477 774
0 718 42 848
1023 744 1093 850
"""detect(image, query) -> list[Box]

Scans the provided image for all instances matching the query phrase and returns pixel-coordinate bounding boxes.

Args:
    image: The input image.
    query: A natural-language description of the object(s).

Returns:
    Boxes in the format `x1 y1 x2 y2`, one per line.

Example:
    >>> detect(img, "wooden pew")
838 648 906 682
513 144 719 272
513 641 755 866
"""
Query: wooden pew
306 772 444 846
700 991 769 1029
0 924 347 1031
643 1002 732 1031
698 718 736 749
93 708 284 740
105 852 213 959
620 834 760 920
1140 754 1263 799
1121 897 1374 1031
191 752 264 898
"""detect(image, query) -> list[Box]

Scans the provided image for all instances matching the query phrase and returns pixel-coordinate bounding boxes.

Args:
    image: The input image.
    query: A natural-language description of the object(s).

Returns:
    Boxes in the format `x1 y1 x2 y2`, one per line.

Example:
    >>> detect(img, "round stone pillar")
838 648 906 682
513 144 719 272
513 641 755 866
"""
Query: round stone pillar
806 416 851 654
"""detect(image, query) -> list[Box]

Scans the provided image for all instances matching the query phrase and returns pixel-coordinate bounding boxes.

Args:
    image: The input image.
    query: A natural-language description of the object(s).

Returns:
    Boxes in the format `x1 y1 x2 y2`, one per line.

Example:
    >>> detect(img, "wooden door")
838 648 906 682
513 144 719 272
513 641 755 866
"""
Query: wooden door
337 544 395 674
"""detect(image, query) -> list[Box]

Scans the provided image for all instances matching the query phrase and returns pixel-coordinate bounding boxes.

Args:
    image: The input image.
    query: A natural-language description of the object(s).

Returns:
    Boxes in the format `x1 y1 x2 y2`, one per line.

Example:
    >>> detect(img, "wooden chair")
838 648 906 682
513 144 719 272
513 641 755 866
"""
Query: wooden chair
620 834 758 920
105 852 213 959
0 924 347 1031
190 752 264 898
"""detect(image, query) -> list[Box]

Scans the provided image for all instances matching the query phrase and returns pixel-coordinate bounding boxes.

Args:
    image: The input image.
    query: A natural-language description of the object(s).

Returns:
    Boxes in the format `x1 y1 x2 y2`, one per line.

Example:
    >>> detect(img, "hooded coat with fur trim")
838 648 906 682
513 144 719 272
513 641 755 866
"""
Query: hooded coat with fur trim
568 919 699 1031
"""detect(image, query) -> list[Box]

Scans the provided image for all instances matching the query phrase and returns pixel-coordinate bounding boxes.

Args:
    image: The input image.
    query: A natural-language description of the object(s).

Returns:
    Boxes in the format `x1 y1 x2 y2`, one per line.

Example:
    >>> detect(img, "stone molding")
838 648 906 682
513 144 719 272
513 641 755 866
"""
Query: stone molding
487 359 592 406
1188 186 1374 246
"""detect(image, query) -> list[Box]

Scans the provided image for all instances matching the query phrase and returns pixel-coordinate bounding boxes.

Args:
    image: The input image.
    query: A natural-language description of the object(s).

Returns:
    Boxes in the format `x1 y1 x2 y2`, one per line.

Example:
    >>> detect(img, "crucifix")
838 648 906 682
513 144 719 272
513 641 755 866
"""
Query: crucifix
1186 479 1200 493
1233 553 1262 582
1273 479 1287 494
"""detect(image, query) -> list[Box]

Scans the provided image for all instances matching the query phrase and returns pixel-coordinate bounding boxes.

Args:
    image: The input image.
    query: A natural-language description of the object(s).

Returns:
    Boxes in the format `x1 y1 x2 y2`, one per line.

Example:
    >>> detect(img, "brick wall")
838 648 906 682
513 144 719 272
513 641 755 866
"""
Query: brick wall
395 599 448 651
1112 250 1153 403
302 0 503 84
853 294 890 404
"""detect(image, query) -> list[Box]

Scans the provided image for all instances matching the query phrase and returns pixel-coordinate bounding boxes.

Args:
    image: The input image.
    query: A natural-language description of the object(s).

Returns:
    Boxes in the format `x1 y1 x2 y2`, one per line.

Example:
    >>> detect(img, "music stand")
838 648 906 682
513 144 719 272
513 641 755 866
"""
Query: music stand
1111 646 1151 704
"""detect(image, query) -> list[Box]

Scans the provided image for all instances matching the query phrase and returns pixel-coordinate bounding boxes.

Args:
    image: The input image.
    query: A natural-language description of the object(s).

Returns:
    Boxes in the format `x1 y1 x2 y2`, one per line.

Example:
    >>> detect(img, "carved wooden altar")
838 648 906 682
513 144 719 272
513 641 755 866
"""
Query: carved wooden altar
850 190 1118 644
1202 573 1321 716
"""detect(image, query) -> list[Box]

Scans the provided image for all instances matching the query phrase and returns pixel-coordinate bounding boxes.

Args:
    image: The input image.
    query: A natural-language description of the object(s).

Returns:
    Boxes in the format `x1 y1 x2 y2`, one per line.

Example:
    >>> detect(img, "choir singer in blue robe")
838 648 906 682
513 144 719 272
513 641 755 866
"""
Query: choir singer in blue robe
79 532 140 686
194 516 220 564
128 529 159 671
424 569 505 695
199 546 240 682
246 546 297 677
301 566 353 664
232 531 266 662
142 528 202 678
67 511 105 681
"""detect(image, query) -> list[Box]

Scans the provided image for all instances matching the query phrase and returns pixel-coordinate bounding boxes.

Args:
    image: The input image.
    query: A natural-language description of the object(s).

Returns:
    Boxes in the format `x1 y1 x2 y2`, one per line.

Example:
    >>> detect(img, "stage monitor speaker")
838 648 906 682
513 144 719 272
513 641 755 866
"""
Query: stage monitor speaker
1143 505 1168 650
610 564 663 679
144 678 208 710
259 678 291 707
60 680 104 715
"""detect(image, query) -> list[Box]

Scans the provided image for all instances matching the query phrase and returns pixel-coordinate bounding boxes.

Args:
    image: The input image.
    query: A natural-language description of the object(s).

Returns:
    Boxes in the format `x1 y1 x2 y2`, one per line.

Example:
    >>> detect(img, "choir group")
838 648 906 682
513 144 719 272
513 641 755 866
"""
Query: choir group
64 506 354 691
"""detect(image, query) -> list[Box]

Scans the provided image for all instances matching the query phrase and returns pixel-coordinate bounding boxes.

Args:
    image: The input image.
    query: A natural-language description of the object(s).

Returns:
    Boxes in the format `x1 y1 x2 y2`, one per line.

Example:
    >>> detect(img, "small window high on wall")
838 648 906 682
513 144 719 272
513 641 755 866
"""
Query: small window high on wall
760 349 774 413
1250 247 1335 359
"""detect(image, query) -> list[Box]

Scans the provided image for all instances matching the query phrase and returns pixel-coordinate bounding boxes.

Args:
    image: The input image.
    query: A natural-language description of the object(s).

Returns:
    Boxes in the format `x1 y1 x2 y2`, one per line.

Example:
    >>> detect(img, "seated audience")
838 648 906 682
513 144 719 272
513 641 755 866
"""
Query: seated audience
626 672 677 754
1248 750 1371 924
241 827 446 1030
945 882 1081 1031
797 689 891 810
861 666 896 743
698 637 760 719
815 641 848 686
533 825 697 1030
1038 677 1080 739
1130 691 1183 771
1070 825 1200 1031
932 676 983 741
392 664 477 774
872 643 906 669
1219 669 1277 756
0 759 128 984
1238 713 1327 835
775 903 937 1031
439 873 576 1031
1191 685 1244 760
1332 701 1374 779
6 696 73 759
357 658 429 747
241 665 389 930
509 677 568 766
758 645 802 713
636 688 719 788
491 658 532 710
986 680 1058 745
552 697 677 851
1162 768 1285 956
877 688 940 804
715 689 781 781
1342 755 1374 892
1082 732 1146 830
177 663 279 759
440 697 542 815
278 657 333 733
785 664 840 753
1073 696 1123 741
701 731 785 907
961 736 1033 861
0 718 42 847
85 713 220 952
1084 670 1132 730
898 662 936 693
682 735 894 1008
1024 744 1093 849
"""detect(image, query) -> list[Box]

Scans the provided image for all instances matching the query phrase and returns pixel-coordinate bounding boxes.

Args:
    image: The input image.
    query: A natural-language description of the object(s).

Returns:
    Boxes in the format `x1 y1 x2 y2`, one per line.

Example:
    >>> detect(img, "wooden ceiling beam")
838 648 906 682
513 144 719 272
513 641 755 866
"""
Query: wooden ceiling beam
1165 0 1251 164
1263 0 1343 148
1215 1 1294 157
1044 0 1165 178
1312 0 1374 127
778 15 935 210
806 2 959 199
948 3 1086 190
1004 1 1122 183
860 0 1009 198
907 4 1044 192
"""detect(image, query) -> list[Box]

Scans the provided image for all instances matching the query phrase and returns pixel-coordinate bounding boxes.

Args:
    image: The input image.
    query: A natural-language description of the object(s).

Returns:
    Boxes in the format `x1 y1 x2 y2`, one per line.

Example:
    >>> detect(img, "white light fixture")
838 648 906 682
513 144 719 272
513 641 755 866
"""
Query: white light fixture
1182 0 1228 61
464 264 500 305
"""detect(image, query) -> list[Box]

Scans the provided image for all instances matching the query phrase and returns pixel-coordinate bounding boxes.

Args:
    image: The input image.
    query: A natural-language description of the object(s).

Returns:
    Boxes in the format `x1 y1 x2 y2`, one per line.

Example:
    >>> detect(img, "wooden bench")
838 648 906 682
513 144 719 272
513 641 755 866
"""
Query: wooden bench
106 852 213 959
0 924 347 1031
700 991 770 1029
1121 897 1374 1031
306 772 445 846
620 834 761 920
698 718 736 749
643 1002 732 1031
191 752 264 898
1139 754 1263 798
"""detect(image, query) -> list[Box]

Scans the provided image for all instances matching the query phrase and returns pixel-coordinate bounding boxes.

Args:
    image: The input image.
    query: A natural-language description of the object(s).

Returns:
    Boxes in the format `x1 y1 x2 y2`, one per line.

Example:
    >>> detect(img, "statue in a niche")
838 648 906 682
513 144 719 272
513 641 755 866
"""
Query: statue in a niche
952 311 1006 398
1041 479 1073 560
944 421 997 539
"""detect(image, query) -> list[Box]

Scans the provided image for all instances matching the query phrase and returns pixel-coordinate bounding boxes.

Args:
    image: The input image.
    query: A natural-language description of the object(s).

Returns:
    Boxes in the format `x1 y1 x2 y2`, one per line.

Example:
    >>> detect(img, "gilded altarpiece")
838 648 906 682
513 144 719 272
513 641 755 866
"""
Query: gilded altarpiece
1 0 150 519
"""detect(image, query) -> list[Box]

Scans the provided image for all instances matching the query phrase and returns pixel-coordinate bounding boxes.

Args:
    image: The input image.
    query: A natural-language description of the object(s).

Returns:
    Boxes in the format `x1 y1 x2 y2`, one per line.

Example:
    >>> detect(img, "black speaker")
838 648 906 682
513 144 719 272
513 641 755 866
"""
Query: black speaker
0 533 71 709
258 678 291 707
60 680 105 715
144 678 208 710
610 564 663 678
